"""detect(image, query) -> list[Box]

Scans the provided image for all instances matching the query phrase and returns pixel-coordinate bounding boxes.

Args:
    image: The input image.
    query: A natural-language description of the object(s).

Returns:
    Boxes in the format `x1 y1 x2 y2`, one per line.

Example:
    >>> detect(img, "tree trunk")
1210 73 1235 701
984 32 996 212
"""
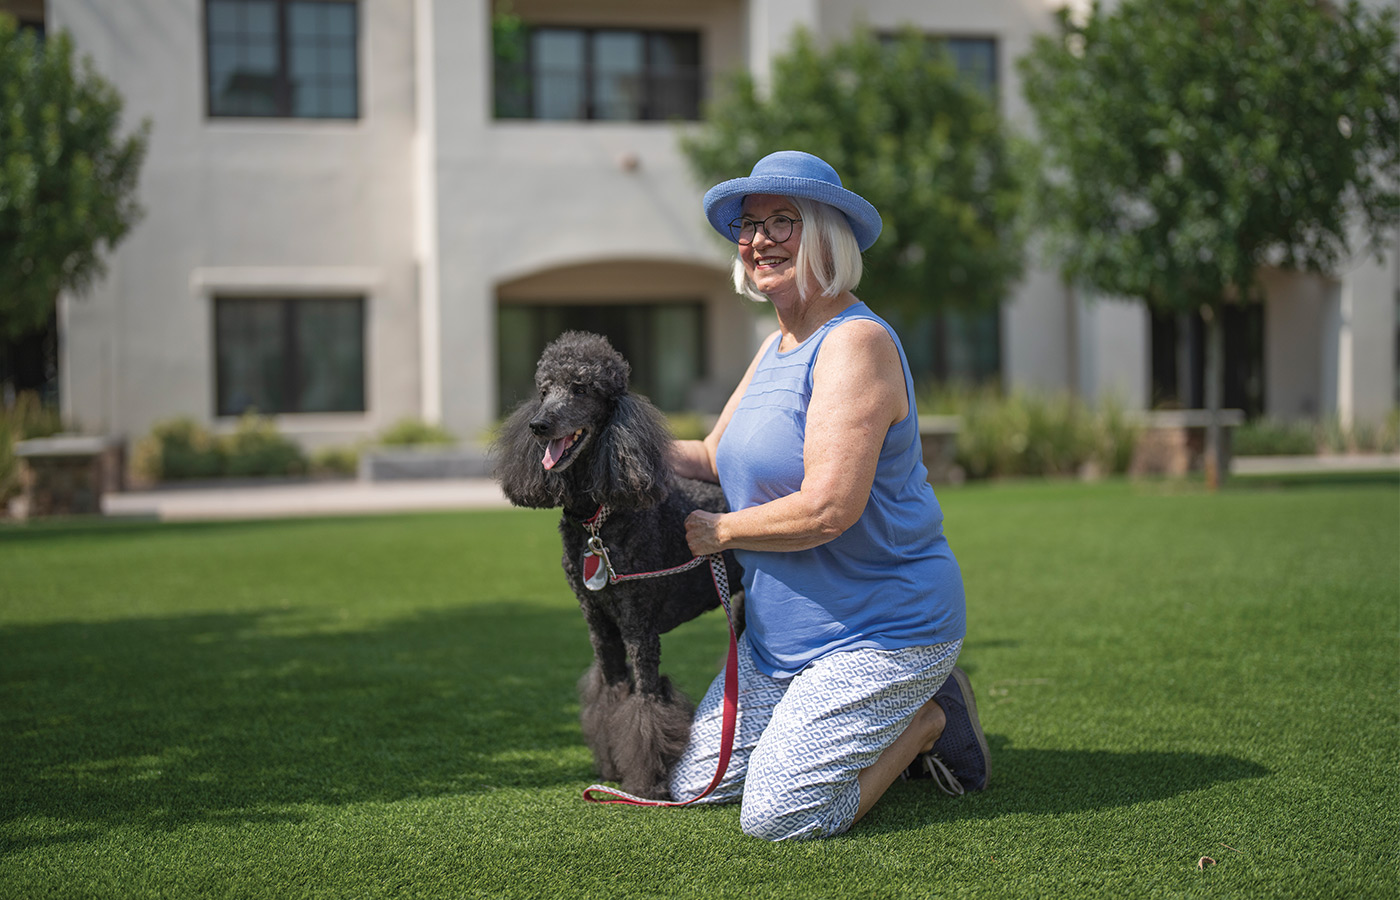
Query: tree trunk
1202 305 1225 490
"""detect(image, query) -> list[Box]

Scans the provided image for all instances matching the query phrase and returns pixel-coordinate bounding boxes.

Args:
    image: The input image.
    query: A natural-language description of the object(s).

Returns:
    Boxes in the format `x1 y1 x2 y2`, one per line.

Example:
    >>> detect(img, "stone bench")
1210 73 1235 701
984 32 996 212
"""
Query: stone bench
12 435 125 519
919 415 962 484
1128 409 1245 477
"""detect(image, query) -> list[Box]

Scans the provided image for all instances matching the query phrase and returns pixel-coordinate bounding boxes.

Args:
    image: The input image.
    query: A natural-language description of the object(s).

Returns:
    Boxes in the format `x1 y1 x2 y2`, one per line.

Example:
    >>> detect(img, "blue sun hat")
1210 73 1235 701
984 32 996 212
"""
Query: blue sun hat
703 150 883 251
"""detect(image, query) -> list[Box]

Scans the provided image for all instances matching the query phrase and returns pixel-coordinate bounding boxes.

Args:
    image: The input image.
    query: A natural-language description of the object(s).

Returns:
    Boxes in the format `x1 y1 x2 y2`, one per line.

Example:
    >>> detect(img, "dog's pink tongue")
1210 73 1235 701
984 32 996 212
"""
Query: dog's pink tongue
542 437 568 471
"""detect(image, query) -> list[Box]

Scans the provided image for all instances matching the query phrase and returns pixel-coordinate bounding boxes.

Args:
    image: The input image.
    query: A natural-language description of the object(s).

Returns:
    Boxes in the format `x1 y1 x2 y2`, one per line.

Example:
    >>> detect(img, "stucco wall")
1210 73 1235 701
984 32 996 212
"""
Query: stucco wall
46 0 1393 451
424 0 752 437
54 0 421 448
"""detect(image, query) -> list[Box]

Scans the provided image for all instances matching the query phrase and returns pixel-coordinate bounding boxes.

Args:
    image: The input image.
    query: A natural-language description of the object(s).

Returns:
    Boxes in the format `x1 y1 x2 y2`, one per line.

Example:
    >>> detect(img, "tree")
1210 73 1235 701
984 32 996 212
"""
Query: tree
0 15 149 342
681 27 1026 324
1019 0 1400 487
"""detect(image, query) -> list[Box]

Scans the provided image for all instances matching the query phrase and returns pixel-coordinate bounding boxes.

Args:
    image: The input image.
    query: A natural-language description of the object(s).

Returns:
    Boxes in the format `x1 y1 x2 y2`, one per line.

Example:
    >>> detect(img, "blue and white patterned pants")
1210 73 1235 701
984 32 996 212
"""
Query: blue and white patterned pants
668 632 962 841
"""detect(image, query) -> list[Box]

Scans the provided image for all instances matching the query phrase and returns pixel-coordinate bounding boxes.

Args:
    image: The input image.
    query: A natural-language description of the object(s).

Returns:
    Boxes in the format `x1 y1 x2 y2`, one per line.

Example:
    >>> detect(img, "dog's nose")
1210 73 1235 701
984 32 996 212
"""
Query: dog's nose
529 418 549 437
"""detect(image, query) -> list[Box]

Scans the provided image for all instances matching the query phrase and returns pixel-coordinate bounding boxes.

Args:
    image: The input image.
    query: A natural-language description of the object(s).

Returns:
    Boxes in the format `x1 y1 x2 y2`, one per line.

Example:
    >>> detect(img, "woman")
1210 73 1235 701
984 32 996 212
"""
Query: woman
668 151 989 841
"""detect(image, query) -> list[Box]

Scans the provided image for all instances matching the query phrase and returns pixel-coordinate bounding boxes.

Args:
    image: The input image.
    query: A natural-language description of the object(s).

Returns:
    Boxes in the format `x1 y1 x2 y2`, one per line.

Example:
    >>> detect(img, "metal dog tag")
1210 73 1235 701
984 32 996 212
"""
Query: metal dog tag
583 538 611 591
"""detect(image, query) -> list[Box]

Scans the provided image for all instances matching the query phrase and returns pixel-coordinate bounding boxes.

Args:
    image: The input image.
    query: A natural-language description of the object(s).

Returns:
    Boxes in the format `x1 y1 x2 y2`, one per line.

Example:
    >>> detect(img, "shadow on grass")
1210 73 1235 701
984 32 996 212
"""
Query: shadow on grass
0 602 597 847
875 733 1269 832
2 595 1272 848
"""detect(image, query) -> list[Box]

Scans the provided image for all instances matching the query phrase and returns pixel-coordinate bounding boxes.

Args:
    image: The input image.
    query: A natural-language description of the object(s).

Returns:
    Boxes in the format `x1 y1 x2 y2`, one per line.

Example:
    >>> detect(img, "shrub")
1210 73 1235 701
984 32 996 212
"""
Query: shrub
221 413 306 478
1235 413 1400 457
1234 418 1316 456
665 412 713 441
1324 413 1400 454
133 414 305 482
310 445 361 477
377 418 456 447
916 383 1139 479
132 417 224 482
1383 411 1400 454
1091 396 1141 476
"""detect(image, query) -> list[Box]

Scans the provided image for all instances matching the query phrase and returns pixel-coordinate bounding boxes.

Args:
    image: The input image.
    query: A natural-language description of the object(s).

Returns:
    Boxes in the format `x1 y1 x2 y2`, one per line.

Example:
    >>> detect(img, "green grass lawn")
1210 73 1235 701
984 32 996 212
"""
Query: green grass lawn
1 476 1396 899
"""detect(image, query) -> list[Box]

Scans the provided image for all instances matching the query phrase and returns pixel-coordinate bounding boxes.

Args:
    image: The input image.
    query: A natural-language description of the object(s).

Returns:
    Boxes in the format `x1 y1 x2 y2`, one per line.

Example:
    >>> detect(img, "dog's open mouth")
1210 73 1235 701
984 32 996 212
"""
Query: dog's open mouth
542 428 587 471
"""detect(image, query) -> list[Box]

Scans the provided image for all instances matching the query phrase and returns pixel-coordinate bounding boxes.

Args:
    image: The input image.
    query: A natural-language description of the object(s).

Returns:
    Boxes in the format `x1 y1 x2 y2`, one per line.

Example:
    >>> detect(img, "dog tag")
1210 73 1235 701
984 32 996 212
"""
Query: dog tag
583 541 611 591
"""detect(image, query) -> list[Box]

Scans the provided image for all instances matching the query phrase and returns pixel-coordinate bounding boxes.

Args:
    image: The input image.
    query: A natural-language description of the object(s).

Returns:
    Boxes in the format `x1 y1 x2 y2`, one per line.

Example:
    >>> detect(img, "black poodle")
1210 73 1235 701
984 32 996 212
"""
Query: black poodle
492 331 743 800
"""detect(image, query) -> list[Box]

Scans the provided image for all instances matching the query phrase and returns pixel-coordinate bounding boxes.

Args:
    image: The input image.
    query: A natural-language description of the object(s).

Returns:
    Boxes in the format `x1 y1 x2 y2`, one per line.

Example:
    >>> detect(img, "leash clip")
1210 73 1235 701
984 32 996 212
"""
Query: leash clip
583 535 613 591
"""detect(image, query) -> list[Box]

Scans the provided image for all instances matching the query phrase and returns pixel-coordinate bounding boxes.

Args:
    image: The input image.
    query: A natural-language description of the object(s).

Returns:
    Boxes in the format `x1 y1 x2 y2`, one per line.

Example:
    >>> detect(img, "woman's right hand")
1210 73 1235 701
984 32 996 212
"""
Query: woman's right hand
685 509 725 556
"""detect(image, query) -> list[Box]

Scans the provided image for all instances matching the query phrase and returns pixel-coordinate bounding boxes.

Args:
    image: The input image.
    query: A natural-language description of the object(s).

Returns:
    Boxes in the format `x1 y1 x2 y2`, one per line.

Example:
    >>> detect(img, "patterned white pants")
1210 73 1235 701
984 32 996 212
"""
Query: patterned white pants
668 631 962 841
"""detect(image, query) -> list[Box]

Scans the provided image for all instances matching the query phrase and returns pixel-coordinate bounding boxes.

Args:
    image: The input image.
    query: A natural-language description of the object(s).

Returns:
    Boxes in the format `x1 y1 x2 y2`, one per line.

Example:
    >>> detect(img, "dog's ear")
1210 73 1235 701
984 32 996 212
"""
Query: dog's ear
491 399 564 509
585 391 672 509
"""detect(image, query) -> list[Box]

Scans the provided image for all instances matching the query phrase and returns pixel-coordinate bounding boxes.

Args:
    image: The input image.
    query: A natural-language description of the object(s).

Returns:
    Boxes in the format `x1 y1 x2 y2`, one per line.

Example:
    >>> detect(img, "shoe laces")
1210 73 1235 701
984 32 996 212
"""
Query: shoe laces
923 753 965 797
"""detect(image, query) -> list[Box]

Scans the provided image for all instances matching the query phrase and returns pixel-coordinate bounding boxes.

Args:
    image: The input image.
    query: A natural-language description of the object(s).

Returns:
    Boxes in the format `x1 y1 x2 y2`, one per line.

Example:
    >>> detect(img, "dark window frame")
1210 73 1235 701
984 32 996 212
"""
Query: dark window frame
494 25 704 121
1148 304 1265 416
882 306 1003 386
213 295 367 417
496 300 707 414
876 32 999 102
204 0 361 120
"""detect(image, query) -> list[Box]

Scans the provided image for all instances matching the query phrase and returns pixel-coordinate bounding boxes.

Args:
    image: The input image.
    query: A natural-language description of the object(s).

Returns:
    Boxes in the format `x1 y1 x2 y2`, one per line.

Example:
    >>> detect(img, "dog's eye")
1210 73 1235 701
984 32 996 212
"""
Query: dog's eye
572 384 586 396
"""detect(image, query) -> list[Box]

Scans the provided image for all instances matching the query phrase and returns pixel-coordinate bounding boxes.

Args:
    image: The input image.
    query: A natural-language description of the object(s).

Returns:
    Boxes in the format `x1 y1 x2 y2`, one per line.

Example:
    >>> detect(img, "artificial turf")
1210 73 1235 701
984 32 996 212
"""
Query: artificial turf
1 475 1396 899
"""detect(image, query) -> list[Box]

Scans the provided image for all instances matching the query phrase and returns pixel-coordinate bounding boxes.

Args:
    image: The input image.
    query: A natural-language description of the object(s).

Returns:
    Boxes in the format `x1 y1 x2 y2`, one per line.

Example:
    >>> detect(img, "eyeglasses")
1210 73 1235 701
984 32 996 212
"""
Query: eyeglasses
727 214 803 245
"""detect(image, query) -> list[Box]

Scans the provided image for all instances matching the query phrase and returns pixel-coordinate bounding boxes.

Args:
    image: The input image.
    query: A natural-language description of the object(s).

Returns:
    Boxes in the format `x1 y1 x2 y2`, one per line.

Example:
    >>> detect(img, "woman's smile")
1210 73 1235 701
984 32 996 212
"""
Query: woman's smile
740 194 802 296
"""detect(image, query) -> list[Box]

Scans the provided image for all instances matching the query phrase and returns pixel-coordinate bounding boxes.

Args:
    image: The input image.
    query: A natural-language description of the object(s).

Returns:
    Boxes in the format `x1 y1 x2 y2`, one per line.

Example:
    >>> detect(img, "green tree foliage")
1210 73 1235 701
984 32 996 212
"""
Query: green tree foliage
681 28 1026 320
1019 0 1400 483
0 16 149 341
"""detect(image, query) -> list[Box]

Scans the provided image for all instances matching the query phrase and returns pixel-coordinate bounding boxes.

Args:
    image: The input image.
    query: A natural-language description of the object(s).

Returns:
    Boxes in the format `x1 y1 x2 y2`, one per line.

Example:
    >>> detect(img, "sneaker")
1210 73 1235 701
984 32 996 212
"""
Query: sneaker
904 749 965 796
906 666 990 793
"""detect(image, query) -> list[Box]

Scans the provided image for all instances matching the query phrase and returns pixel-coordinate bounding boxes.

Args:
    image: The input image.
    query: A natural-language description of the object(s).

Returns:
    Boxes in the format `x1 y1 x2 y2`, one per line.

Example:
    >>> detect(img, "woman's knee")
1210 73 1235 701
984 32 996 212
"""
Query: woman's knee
739 785 857 842
740 808 812 841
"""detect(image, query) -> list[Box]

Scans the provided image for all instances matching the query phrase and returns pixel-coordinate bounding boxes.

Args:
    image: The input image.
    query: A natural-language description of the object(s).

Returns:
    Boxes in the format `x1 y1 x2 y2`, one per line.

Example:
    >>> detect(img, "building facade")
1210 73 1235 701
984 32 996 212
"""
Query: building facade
12 0 1398 449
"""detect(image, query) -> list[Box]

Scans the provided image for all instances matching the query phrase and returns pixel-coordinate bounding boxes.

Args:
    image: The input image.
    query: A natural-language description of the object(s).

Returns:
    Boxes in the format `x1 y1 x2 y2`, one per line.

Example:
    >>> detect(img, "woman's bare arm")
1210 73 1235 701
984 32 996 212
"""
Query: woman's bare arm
685 319 906 554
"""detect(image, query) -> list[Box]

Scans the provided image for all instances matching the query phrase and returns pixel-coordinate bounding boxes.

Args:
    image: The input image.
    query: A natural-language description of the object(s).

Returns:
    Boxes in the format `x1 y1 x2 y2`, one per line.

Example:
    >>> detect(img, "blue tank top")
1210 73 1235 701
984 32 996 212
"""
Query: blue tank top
715 301 966 678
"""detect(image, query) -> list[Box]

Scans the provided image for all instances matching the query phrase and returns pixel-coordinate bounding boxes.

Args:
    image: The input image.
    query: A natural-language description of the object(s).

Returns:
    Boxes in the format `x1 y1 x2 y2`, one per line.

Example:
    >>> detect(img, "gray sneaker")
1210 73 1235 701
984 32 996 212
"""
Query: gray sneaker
905 666 990 793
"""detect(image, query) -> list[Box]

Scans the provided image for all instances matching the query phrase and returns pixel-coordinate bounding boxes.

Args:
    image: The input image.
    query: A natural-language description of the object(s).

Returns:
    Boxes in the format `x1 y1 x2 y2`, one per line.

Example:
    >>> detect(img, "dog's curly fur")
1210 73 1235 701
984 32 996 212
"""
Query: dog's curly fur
491 331 744 800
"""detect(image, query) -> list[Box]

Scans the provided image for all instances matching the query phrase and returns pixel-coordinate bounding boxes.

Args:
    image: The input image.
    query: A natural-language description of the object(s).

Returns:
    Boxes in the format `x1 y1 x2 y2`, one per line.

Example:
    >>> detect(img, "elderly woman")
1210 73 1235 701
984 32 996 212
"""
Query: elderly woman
669 151 989 841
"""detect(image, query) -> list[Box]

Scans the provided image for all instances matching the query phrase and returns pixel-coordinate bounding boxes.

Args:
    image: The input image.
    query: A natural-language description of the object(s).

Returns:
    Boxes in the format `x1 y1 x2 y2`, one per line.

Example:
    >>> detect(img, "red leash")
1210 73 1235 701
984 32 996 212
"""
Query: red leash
579 530 740 806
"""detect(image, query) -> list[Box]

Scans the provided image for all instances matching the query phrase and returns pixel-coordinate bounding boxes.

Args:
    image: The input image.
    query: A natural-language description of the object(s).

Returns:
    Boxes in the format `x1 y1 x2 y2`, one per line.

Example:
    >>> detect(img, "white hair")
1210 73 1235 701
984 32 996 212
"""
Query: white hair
730 196 864 303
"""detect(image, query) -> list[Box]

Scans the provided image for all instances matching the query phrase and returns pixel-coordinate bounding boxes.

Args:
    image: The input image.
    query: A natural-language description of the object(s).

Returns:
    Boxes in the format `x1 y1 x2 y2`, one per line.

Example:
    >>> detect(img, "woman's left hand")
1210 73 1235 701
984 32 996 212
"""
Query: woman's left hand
685 509 724 556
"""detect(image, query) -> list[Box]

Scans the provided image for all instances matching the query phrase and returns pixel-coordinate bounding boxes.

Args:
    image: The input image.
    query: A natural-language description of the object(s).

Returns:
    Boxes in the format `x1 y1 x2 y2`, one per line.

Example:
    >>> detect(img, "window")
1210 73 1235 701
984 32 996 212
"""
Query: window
886 307 1002 385
206 0 358 119
878 33 998 100
498 303 705 413
1148 305 1264 416
875 34 1002 384
215 297 365 416
495 27 702 121
943 37 997 99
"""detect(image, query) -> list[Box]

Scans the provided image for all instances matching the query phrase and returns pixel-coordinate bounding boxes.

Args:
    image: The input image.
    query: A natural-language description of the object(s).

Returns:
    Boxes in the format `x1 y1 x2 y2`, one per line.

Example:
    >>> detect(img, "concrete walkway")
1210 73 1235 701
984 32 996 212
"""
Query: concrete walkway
103 478 511 522
94 453 1398 523
1231 453 1400 476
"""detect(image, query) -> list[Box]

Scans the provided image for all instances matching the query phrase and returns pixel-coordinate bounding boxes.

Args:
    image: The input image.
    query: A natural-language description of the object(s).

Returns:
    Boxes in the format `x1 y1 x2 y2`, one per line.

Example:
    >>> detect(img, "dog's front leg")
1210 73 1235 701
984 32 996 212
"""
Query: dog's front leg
612 630 695 800
577 603 630 782
581 601 629 688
